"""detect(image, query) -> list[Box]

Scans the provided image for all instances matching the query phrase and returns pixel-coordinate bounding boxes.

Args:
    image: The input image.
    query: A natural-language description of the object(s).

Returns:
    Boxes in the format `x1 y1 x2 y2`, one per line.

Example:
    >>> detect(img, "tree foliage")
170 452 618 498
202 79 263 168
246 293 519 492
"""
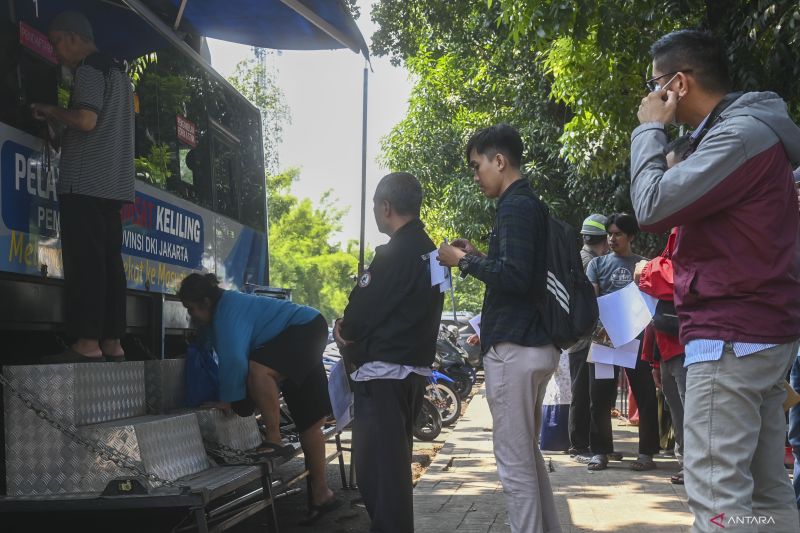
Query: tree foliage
266 168 361 321
372 0 800 271
228 61 363 321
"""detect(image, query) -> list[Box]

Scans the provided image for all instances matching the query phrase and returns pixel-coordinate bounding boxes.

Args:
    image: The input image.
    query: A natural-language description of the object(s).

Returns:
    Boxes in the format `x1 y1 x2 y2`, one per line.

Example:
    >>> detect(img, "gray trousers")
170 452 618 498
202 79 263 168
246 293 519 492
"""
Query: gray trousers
684 342 800 533
484 342 562 533
661 354 687 460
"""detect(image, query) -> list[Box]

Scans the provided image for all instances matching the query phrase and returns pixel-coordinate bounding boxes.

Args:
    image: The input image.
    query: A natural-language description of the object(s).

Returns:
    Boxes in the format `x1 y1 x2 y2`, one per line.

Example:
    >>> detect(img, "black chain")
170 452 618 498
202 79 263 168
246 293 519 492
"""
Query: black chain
0 372 181 488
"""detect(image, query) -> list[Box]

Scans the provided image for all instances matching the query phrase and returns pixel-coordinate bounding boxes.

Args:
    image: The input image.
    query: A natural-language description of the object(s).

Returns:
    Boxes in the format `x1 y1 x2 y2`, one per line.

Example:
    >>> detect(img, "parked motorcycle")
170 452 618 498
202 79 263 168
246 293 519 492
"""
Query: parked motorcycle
434 327 477 400
426 370 461 426
413 397 443 441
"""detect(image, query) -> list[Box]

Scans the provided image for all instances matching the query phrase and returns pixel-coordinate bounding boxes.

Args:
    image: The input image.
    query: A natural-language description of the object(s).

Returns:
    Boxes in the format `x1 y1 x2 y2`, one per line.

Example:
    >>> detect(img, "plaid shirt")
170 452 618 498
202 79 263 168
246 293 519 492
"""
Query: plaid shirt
462 179 550 353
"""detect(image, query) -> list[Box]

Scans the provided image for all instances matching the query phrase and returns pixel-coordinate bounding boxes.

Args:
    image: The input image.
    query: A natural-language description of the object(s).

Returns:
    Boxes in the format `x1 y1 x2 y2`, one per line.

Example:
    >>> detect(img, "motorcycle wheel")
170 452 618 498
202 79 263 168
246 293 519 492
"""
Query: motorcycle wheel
451 374 473 399
413 398 443 441
426 381 461 427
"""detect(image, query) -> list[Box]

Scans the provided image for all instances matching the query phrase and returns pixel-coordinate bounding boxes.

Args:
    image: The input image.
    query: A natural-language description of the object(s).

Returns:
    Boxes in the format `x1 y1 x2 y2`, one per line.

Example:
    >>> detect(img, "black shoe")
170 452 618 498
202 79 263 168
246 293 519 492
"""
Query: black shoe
41 349 105 364
569 447 590 457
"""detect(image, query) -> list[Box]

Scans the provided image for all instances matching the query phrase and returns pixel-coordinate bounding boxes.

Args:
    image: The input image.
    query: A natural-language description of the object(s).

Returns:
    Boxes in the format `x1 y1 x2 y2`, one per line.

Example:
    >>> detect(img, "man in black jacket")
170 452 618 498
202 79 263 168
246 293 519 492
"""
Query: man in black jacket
438 124 561 533
334 172 443 533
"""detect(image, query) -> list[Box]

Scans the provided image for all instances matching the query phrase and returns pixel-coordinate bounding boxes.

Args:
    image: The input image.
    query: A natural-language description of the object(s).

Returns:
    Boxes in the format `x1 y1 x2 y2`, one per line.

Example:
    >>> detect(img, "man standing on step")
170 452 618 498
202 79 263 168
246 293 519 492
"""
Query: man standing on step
438 124 561 533
334 172 444 533
32 11 134 363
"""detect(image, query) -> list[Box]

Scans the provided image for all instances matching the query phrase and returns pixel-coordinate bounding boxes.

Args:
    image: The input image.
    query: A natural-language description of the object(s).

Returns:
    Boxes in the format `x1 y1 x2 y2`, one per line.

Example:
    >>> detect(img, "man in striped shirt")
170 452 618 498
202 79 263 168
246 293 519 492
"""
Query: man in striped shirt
32 11 134 363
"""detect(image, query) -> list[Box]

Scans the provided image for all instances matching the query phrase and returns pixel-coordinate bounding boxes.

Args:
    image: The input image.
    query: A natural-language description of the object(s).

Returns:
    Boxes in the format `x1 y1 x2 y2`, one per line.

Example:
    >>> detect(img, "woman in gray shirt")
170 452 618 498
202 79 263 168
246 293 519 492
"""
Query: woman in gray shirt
584 213 660 471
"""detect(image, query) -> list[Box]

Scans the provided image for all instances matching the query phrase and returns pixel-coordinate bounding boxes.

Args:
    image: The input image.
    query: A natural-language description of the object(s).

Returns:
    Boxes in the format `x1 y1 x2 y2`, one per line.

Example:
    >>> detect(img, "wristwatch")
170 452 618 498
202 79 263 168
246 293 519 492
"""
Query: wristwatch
457 254 472 276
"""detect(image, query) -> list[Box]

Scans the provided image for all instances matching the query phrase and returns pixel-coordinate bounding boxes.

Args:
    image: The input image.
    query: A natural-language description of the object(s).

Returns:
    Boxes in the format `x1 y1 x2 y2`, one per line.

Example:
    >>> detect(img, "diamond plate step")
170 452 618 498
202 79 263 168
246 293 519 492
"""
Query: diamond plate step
5 412 209 496
190 408 262 451
3 362 146 426
144 359 185 414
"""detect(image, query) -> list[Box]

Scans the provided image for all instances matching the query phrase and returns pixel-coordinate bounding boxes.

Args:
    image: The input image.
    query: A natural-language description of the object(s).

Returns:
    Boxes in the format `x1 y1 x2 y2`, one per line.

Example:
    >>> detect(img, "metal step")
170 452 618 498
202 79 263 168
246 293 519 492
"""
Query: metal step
144 358 185 414
3 362 146 426
191 408 262 451
5 412 209 495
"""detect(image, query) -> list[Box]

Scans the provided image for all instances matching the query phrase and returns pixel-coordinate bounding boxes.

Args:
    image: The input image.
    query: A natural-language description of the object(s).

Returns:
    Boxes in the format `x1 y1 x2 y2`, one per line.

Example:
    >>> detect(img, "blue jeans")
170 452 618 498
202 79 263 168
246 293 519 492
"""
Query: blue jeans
789 355 800 508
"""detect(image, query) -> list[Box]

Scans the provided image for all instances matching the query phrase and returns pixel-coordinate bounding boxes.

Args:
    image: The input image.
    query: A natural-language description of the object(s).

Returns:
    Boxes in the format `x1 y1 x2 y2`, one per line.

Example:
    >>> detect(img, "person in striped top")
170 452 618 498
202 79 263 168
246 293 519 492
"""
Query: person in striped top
32 11 134 363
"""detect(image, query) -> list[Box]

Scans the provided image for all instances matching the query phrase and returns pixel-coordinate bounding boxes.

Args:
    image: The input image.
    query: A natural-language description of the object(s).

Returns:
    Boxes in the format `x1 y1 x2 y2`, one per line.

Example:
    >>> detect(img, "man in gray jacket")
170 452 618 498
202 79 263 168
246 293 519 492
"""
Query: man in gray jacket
631 30 800 532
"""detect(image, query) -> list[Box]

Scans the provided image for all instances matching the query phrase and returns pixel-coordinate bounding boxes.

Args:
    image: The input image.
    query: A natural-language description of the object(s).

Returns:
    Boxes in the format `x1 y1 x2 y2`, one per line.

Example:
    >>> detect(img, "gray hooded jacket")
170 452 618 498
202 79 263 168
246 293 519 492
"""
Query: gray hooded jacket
629 92 800 346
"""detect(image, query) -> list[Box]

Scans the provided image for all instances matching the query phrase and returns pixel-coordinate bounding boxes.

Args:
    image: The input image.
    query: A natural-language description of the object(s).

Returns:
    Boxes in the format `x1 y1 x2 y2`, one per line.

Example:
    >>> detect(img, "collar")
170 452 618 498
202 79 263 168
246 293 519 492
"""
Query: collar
390 218 424 240
497 178 529 205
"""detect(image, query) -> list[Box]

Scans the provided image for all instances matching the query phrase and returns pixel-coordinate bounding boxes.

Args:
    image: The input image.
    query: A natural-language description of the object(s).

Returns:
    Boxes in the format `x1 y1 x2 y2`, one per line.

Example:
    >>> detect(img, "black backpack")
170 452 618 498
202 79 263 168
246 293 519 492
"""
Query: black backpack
536 216 599 350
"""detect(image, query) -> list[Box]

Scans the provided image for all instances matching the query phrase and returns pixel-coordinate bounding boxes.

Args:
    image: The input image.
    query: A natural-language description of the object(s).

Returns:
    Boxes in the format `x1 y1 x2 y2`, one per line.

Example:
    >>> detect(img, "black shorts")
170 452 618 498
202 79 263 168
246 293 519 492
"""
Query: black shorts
232 314 332 433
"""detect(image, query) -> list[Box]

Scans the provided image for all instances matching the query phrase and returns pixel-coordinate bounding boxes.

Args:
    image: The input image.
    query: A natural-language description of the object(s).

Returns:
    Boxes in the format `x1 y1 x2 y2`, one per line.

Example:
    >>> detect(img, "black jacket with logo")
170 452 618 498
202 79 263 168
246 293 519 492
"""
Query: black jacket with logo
341 219 444 367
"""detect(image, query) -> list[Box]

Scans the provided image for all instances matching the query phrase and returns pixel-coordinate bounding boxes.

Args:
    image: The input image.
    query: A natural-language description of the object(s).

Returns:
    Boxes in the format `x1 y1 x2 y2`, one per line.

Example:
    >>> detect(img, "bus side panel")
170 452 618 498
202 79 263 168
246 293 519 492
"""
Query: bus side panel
0 122 62 278
214 215 267 290
0 121 265 295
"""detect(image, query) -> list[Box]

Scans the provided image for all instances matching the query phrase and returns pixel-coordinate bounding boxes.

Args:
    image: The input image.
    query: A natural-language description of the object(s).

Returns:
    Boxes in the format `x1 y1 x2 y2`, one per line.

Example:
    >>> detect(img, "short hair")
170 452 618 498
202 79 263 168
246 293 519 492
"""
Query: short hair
583 234 607 246
177 273 223 305
650 30 731 94
606 213 640 238
465 124 524 169
374 172 423 216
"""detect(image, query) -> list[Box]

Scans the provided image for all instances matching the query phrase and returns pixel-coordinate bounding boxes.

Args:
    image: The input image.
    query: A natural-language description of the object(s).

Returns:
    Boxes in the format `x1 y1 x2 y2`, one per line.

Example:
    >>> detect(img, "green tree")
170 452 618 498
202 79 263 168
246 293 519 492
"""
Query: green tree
227 59 367 320
373 0 800 261
266 167 360 320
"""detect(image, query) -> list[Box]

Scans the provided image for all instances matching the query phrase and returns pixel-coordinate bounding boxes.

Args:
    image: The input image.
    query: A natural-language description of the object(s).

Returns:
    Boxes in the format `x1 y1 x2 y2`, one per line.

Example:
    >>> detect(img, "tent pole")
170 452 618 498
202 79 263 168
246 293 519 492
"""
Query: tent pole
358 64 369 276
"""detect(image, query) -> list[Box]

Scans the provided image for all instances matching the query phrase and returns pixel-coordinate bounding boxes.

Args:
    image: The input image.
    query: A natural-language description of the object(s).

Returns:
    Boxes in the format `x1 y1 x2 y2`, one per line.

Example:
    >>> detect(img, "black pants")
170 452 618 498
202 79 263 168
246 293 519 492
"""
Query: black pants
588 359 620 454
590 356 661 456
59 194 126 340
568 346 591 452
353 374 425 533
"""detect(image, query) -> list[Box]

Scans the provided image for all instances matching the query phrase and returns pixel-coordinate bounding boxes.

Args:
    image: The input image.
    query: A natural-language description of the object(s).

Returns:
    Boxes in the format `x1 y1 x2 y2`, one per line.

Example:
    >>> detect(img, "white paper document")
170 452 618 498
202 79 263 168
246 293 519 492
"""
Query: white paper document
589 339 641 369
327 359 353 433
597 282 654 347
639 291 659 316
468 314 482 339
428 249 448 286
594 362 615 379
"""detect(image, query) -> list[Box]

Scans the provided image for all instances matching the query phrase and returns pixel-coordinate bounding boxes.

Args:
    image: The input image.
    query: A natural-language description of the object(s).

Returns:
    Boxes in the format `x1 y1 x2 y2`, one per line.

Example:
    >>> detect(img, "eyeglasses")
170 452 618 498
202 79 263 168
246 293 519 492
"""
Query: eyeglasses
644 69 692 92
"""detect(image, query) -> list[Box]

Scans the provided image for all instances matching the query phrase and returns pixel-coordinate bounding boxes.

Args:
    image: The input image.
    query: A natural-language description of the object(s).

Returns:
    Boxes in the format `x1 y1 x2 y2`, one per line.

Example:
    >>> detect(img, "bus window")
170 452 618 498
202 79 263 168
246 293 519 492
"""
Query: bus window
132 46 212 209
0 16 58 138
211 130 239 220
205 77 266 231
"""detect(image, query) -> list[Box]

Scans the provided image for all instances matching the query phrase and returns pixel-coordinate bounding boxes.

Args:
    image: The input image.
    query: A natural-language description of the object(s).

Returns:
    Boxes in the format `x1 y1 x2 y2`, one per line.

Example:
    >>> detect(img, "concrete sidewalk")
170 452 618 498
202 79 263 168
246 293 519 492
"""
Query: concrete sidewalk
414 385 692 533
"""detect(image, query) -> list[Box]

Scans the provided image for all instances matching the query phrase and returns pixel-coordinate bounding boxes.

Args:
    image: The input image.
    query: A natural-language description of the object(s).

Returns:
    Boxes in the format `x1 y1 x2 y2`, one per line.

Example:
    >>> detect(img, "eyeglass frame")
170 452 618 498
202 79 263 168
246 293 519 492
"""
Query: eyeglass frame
644 69 693 92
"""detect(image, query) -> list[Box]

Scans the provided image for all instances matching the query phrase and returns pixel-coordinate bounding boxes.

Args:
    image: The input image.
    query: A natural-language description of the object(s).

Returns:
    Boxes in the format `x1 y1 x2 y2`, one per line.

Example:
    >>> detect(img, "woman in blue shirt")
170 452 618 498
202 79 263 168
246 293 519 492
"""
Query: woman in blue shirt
178 273 339 520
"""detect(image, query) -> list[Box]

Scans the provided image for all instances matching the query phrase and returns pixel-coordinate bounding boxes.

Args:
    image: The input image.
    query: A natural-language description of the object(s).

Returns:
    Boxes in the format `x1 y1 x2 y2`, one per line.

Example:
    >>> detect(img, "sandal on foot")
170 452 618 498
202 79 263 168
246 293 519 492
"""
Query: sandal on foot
298 497 343 525
246 441 295 460
630 459 657 471
670 472 684 485
41 349 105 364
587 454 608 471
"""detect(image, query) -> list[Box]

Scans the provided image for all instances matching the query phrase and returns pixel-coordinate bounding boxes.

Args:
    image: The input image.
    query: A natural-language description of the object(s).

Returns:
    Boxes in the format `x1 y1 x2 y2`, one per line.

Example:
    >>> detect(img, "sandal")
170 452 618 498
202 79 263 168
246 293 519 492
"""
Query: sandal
670 472 684 485
245 441 295 460
587 454 608 471
630 458 657 471
298 497 343 525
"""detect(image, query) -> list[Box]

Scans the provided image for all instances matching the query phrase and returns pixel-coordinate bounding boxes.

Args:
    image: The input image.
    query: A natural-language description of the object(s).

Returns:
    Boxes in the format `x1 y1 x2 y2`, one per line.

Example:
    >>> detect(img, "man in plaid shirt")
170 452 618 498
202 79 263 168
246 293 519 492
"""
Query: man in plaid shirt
438 124 560 533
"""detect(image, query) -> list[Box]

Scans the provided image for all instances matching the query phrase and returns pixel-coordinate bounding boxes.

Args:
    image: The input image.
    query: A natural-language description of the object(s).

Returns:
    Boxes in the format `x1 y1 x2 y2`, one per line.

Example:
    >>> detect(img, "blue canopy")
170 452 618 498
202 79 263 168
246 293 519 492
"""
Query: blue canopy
16 0 368 61
167 0 368 56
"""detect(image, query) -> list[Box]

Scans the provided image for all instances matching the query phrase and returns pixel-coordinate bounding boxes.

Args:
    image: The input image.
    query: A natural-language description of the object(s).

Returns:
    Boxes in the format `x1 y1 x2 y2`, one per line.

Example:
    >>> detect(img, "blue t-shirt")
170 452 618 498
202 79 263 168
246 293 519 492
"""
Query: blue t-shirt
210 291 319 401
